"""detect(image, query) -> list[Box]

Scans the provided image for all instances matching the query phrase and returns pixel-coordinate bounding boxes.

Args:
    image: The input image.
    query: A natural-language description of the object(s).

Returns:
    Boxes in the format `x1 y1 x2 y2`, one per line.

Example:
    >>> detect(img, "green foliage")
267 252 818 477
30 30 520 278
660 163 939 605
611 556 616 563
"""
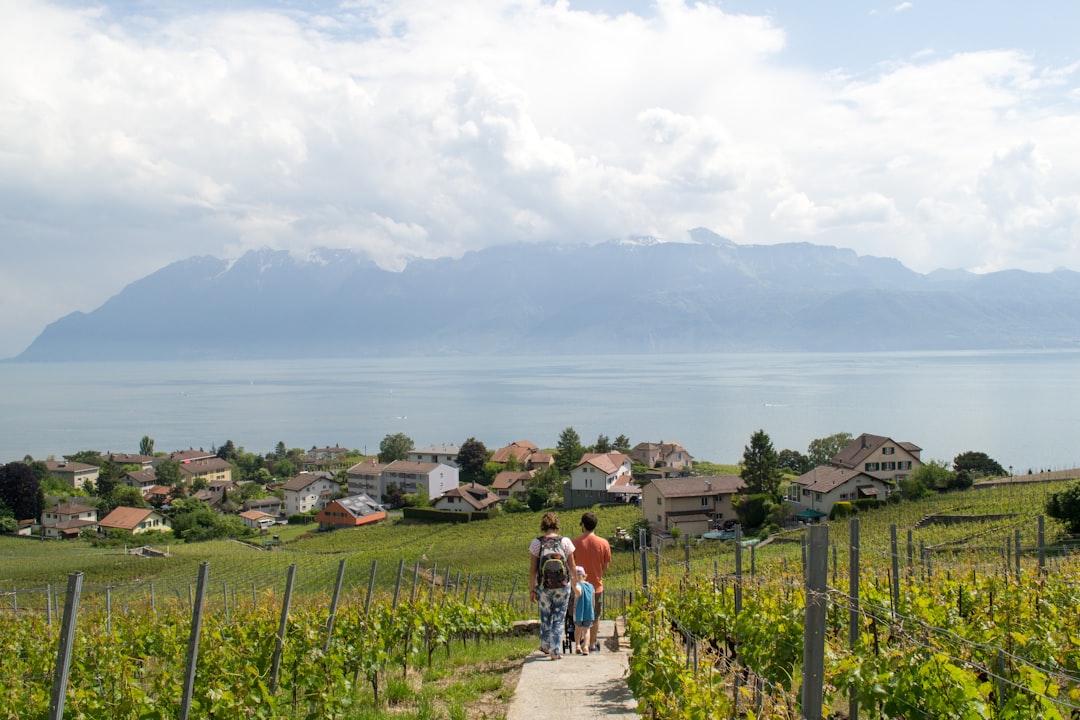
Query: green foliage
554 427 583 476
740 429 782 497
139 435 155 456
910 459 955 493
734 493 770 530
525 485 549 512
1046 481 1080 533
0 462 44 521
110 485 148 510
952 450 1006 478
62 450 105 466
0 516 16 534
778 448 811 474
154 457 183 490
806 431 853 466
592 434 611 453
95 459 121 501
456 437 488 482
379 432 415 463
170 498 246 542
613 434 631 453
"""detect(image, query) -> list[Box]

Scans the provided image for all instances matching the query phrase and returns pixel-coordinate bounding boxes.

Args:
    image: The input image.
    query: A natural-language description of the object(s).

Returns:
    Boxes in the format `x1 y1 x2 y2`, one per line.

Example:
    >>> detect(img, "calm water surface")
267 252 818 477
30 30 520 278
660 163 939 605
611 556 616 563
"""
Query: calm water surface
1 351 1078 473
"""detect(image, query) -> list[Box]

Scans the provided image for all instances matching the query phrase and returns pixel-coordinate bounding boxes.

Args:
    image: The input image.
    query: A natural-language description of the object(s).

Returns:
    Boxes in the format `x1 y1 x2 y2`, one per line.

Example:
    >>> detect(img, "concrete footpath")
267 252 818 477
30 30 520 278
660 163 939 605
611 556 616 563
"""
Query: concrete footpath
506 619 640 720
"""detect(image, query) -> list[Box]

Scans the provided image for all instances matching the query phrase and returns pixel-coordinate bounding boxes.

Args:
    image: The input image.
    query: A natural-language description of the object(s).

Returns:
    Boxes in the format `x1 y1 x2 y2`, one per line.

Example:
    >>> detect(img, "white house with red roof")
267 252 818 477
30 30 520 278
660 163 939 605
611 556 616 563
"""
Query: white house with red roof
98 506 172 534
563 452 634 508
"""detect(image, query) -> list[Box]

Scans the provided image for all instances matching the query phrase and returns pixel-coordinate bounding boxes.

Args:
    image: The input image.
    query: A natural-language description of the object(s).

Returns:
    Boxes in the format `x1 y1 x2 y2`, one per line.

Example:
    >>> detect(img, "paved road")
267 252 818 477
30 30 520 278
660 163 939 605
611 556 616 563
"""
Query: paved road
506 619 640 720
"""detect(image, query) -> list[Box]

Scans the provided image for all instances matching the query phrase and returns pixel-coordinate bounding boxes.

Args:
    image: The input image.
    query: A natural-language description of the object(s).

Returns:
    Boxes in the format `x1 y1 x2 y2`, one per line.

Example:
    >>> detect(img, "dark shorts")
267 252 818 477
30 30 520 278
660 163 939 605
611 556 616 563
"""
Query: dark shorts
593 591 604 620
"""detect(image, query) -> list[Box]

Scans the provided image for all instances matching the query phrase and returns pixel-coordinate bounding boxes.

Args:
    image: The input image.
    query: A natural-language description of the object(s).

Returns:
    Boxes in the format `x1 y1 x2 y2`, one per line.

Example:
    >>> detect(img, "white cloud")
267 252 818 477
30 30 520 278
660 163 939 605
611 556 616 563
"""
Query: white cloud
0 0 1079 356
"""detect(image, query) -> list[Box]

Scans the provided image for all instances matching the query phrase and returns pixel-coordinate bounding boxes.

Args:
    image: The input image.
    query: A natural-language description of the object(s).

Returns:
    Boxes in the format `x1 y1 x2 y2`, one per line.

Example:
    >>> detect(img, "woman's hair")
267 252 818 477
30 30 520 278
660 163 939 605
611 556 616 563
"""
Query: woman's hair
540 511 560 533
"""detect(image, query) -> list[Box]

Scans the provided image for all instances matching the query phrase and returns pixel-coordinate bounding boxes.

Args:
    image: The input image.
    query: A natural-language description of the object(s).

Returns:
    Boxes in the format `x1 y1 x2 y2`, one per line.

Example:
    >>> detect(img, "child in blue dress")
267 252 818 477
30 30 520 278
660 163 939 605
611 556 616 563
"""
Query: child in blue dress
572 565 595 655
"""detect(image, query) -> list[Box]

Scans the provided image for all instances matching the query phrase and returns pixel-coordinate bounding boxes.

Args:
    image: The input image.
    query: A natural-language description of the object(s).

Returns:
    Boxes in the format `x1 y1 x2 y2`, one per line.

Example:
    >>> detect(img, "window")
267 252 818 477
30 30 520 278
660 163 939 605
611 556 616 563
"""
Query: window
865 462 879 471
883 447 895 455
656 497 662 505
701 497 709 507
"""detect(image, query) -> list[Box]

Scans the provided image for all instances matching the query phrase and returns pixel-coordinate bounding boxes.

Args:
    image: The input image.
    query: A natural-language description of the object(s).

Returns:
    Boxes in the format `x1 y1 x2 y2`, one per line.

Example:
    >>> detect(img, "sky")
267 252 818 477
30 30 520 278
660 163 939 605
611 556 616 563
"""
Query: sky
2 0 1080 358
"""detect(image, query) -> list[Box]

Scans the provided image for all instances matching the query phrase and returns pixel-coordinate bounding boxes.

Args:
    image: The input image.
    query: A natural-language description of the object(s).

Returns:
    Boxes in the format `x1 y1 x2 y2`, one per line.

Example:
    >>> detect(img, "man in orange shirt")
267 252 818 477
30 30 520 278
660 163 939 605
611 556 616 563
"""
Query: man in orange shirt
573 511 611 653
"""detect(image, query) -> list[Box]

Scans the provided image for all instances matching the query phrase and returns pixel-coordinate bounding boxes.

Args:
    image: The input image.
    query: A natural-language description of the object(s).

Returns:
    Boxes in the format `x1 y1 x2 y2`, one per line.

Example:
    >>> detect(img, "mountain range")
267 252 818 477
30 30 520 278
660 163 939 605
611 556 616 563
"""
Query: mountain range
14 228 1080 360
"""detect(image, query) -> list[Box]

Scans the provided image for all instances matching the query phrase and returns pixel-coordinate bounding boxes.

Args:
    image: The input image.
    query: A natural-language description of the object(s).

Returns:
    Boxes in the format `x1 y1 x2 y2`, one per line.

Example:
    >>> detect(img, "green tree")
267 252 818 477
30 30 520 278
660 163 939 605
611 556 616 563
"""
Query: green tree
273 459 296 479
908 459 953 493
155 458 183 492
778 449 810 475
806 432 853 467
526 485 550 512
741 429 782 497
555 427 584 476
0 462 45 521
110 485 149 510
139 435 155 456
593 434 612 453
457 437 489 483
216 439 238 462
952 451 1005 478
1046 482 1080 533
96 459 121 502
272 441 288 461
378 433 414 463
613 435 632 453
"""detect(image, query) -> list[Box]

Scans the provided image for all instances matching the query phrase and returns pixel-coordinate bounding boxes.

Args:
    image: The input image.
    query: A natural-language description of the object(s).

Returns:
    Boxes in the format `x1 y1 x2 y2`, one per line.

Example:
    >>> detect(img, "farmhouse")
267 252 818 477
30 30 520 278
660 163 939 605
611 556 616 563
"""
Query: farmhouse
642 475 746 536
98 507 172 534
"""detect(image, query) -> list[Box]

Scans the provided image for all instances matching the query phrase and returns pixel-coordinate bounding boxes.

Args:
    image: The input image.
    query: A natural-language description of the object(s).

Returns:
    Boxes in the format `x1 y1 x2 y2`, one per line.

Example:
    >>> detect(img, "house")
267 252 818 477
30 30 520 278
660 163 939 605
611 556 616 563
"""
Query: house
178 456 233 485
40 501 99 539
281 472 340 516
785 466 893 520
408 444 461 465
641 475 746 536
563 452 634 509
102 452 155 470
124 467 158 496
239 509 278 531
378 460 459 501
433 483 500 513
43 460 99 490
346 459 391 500
242 497 283 518
192 480 239 512
491 470 535 499
630 441 694 473
490 441 540 468
829 433 922 483
301 446 351 473
315 493 386 529
146 485 174 506
98 506 172 534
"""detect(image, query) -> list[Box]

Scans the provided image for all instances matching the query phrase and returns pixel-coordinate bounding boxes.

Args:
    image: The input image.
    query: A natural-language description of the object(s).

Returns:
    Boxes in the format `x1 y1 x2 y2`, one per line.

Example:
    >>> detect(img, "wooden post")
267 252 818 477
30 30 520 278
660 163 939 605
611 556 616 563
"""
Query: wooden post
848 518 860 720
324 558 347 652
889 525 900 618
802 524 828 720
48 573 83 720
269 564 297 694
178 563 209 720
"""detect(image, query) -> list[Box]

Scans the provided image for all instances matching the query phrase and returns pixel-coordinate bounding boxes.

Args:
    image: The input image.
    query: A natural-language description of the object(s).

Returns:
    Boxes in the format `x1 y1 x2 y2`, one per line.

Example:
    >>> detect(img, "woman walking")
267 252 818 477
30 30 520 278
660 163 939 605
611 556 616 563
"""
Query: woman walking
529 511 576 660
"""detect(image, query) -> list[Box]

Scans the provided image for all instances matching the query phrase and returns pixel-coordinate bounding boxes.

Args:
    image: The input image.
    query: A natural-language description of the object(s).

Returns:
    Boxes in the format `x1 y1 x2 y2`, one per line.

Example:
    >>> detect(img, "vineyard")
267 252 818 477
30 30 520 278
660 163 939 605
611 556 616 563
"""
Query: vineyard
623 482 1080 719
2 484 1079 718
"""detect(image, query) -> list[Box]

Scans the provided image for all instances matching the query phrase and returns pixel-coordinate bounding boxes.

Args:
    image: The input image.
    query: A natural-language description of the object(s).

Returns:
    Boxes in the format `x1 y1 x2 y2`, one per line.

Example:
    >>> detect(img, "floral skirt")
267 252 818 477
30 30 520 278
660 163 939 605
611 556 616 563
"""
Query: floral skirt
537 585 571 654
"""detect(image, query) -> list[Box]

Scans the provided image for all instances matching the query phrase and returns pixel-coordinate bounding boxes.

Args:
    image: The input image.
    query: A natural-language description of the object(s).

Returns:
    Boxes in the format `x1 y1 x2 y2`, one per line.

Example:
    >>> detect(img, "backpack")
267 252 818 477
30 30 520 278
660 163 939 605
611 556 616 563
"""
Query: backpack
537 535 569 589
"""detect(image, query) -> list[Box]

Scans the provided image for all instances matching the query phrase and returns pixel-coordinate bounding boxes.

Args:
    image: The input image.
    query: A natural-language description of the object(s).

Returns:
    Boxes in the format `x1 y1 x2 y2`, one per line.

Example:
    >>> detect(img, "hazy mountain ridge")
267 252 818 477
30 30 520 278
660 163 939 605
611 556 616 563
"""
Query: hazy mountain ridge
15 231 1080 360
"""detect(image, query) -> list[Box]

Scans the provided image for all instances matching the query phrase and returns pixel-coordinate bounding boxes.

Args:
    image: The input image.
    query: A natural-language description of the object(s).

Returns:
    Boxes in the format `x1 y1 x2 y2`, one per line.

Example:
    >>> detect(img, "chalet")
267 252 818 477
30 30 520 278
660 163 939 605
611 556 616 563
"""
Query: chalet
315 494 386 529
829 433 922 483
630 441 693 473
43 460 99 490
239 509 278 531
785 466 892 520
564 452 634 509
301 446 351 473
433 483 500 513
641 475 746 536
282 472 340 516
490 441 540 468
98 507 172 534
40 501 99 539
491 470 535 499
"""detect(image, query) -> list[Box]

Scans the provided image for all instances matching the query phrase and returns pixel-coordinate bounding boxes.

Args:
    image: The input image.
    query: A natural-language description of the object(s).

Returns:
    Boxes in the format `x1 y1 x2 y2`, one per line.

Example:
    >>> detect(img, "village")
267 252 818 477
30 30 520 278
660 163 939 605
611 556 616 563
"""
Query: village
4 432 937 544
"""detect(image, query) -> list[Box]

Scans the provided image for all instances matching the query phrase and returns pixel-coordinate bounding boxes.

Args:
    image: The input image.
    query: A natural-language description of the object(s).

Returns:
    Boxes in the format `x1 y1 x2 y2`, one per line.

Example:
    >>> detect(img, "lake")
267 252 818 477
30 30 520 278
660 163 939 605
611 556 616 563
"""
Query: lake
2 350 1079 473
